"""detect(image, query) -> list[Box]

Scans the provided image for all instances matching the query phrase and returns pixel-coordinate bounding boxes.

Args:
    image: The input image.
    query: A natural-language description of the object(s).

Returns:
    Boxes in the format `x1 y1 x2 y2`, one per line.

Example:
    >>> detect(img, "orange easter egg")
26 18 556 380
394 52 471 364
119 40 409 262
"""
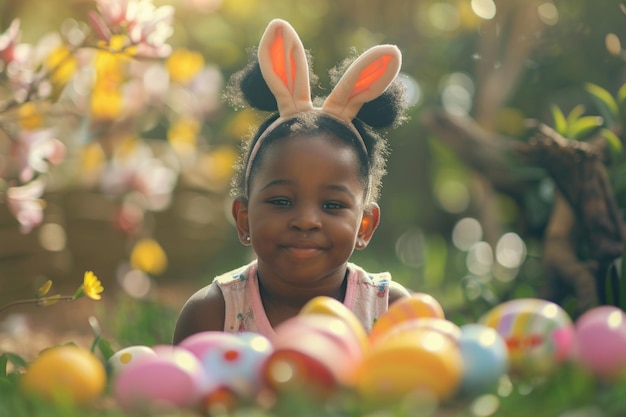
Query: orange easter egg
355 328 462 406
369 292 445 345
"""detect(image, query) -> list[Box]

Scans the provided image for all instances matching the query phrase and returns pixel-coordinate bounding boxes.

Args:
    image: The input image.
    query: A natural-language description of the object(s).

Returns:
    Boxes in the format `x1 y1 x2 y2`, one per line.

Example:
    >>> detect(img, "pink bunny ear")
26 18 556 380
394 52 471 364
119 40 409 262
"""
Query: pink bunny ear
257 19 313 117
322 45 401 122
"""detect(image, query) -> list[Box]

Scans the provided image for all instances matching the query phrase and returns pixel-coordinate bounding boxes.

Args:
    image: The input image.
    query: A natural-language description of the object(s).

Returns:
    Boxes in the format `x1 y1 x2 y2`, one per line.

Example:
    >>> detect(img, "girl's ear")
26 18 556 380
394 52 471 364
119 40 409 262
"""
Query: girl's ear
232 197 251 246
356 203 380 250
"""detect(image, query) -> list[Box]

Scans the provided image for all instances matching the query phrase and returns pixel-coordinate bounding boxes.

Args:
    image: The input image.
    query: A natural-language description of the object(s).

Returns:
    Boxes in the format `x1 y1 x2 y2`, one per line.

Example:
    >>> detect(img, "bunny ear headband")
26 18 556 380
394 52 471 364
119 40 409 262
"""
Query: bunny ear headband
244 18 402 192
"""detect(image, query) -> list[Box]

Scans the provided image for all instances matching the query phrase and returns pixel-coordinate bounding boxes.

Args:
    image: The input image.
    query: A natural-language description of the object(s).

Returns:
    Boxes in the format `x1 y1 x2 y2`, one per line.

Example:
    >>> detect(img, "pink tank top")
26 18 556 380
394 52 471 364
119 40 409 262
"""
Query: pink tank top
212 260 397 338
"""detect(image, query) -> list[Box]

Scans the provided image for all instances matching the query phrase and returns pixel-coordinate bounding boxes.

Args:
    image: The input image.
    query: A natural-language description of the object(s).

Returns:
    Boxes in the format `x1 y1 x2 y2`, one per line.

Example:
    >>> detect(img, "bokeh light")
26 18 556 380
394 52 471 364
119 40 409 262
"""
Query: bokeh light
395 228 426 268
452 217 483 251
38 222 66 252
471 0 496 20
425 2 461 33
435 179 470 214
537 2 559 26
440 72 474 116
495 232 526 269
466 241 493 276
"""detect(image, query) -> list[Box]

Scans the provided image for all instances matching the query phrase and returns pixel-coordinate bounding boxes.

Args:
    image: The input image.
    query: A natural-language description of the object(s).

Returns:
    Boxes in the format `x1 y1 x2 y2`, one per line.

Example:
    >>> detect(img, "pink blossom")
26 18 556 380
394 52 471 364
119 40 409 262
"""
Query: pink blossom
100 143 178 211
89 0 174 58
6 178 46 234
12 129 66 183
0 19 21 64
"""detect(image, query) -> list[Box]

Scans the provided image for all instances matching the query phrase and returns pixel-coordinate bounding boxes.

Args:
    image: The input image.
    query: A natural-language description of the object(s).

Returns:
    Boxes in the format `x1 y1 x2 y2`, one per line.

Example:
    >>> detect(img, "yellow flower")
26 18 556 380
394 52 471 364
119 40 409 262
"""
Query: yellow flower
82 271 104 300
45 45 77 88
201 146 238 186
91 84 123 120
166 49 204 84
18 102 44 131
130 238 168 275
168 117 200 150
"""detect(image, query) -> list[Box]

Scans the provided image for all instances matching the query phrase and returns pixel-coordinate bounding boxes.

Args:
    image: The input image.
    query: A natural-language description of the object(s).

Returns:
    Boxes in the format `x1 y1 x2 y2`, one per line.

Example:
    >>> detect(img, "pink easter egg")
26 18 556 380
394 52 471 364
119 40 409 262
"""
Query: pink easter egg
480 298 574 376
113 345 205 410
574 305 626 380
179 331 243 360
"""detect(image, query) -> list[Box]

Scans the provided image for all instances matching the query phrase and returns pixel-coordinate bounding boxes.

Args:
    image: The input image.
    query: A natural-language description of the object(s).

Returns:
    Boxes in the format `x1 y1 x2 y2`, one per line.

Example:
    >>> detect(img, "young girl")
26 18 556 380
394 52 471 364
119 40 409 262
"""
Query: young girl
173 19 411 344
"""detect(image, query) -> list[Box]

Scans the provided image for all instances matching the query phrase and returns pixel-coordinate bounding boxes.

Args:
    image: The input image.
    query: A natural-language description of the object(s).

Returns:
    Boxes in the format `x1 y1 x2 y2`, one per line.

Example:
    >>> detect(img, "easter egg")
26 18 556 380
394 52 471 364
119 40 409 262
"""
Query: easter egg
479 298 574 376
457 324 508 396
108 345 157 374
355 327 463 406
20 345 106 405
200 332 273 398
369 292 445 345
574 306 626 380
377 317 461 345
264 314 364 397
300 296 368 352
179 331 242 360
113 345 205 410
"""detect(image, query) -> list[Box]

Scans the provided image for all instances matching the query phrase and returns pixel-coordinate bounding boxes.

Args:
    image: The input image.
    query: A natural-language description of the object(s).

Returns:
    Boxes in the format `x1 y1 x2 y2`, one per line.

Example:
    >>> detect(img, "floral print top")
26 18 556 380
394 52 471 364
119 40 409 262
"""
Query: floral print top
212 259 402 338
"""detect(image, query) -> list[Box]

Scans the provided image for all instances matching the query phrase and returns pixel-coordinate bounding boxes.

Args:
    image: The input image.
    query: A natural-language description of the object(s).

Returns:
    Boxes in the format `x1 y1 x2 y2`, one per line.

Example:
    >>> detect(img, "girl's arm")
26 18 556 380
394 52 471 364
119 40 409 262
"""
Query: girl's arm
388 280 411 305
172 283 226 344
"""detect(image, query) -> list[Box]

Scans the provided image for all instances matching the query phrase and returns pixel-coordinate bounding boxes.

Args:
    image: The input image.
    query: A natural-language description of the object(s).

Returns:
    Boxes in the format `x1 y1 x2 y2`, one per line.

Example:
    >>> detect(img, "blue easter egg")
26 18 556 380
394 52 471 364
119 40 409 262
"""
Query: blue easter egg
458 323 508 396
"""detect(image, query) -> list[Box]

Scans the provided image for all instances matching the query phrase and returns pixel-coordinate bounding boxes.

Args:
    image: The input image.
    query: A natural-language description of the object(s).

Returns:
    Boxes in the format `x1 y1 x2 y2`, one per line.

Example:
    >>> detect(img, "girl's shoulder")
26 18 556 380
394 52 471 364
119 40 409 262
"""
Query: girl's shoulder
347 262 391 285
213 260 257 286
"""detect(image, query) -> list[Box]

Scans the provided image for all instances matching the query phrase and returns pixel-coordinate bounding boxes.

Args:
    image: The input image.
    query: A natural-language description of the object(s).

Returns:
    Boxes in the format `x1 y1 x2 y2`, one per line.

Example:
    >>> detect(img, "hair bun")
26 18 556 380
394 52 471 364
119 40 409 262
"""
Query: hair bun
239 61 279 112
356 78 408 129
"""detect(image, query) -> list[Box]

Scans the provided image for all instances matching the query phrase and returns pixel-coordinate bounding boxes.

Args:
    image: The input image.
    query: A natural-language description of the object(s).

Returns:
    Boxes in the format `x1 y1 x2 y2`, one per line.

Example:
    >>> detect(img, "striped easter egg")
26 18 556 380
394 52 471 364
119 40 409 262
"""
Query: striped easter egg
479 298 574 376
369 292 445 345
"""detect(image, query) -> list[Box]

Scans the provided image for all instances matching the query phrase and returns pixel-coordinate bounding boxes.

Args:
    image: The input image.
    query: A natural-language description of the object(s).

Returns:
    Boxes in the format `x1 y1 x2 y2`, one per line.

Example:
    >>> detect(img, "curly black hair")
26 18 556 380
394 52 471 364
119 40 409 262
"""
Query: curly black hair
225 47 409 203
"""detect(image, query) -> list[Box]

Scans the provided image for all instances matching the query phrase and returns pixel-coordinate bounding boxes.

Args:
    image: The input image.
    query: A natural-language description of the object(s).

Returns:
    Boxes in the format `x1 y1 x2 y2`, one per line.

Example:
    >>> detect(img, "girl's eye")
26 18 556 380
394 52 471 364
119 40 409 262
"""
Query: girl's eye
323 201 346 210
268 198 291 207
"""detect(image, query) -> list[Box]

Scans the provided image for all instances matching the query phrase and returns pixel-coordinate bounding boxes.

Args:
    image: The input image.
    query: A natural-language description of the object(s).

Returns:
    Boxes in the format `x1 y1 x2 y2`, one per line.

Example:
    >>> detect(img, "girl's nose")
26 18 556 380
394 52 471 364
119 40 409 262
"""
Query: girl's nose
289 205 322 232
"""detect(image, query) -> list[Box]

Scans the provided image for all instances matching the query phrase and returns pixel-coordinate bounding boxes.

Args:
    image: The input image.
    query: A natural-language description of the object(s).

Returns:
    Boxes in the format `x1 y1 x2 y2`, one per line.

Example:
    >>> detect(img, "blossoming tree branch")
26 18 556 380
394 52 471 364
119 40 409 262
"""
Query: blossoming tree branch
0 0 221 243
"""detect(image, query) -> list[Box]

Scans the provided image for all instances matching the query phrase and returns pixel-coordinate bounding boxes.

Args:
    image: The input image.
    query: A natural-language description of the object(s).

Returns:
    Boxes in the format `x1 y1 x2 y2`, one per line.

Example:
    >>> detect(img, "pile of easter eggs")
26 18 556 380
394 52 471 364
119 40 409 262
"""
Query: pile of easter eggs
18 294 626 412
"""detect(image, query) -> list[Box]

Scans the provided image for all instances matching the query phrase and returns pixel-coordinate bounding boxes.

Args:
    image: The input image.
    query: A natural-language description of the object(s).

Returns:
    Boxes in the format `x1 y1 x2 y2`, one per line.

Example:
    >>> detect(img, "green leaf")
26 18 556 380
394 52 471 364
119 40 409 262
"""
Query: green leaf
550 104 568 136
586 82 619 120
617 82 626 108
601 128 623 164
97 338 115 361
566 104 586 128
0 353 27 375
569 115 603 139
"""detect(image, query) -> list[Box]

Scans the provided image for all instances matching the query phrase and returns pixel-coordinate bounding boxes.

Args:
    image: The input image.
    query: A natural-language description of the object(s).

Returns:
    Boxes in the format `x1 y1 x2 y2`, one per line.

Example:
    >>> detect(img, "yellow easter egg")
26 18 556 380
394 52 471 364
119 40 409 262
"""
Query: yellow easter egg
355 328 462 406
369 292 445 345
300 296 369 352
20 345 107 405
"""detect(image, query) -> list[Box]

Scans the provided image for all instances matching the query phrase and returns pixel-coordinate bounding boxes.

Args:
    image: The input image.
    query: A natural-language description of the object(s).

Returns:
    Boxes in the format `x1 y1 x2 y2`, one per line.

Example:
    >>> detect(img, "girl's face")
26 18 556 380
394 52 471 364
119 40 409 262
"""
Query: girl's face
233 133 379 288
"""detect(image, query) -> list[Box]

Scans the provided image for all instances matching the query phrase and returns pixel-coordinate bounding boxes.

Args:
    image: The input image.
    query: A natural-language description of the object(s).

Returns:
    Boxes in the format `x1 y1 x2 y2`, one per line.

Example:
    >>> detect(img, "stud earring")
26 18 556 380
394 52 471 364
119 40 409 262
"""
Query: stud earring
356 241 364 248
245 236 251 242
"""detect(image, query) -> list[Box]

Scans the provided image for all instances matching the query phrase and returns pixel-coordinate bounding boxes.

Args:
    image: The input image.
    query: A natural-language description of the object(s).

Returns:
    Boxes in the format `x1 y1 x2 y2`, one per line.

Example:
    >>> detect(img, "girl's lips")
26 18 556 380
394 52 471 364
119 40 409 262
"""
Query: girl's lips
283 246 322 259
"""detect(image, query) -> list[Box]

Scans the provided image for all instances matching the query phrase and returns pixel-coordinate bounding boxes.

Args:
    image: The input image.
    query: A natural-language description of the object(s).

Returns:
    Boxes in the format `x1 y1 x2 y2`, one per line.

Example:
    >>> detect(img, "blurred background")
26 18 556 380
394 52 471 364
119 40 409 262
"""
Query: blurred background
1 0 626 348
